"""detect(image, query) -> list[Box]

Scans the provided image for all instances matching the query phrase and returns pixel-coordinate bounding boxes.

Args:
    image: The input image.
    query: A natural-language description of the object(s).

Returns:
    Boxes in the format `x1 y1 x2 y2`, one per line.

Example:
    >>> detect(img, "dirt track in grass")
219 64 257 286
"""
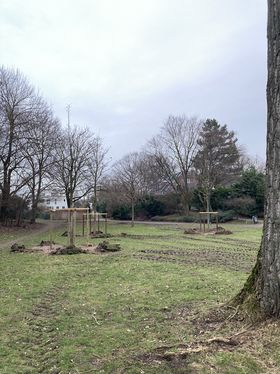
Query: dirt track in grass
19 285 67 374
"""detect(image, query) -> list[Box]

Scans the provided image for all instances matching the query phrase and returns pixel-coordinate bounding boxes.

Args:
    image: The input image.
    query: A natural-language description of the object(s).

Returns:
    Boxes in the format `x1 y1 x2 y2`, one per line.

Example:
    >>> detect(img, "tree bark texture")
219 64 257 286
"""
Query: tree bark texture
258 0 280 316
239 1 280 317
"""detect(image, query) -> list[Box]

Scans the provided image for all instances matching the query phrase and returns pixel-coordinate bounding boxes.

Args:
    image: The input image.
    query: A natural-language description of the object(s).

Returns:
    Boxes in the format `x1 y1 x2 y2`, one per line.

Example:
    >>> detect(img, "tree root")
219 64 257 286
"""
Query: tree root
145 324 255 362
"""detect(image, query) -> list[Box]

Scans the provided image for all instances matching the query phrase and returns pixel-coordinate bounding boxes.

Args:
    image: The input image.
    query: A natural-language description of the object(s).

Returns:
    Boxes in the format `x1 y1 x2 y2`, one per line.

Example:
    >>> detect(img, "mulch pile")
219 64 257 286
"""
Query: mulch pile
11 241 121 255
10 243 26 252
184 226 232 235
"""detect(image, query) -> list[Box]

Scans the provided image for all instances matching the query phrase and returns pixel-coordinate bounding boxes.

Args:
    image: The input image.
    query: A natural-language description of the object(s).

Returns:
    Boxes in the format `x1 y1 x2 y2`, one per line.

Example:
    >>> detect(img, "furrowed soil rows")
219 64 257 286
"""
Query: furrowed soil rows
139 241 257 254
133 248 255 272
21 286 66 374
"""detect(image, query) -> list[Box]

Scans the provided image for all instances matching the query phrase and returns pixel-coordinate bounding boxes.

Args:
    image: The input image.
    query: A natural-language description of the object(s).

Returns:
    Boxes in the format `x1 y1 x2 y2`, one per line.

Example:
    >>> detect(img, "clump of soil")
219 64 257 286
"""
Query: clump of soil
208 226 233 235
40 240 54 246
10 243 26 252
49 246 87 255
184 226 232 235
96 241 121 252
92 230 103 235
91 231 112 238
121 232 128 237
61 231 82 237
184 228 200 235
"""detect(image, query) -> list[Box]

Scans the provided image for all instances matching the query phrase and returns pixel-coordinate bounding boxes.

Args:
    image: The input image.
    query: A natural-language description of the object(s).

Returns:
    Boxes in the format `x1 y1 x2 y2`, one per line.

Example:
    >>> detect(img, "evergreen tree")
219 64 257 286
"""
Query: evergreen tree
194 119 241 221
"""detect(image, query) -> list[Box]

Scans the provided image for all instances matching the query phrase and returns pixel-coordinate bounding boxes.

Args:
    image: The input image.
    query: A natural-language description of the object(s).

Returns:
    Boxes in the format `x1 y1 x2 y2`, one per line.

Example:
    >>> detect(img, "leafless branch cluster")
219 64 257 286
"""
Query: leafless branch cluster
0 67 108 224
109 115 242 223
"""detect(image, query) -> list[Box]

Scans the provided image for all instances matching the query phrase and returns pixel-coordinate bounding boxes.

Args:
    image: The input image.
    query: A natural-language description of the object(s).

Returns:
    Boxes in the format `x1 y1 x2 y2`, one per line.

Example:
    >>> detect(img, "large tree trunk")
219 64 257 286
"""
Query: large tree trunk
0 178 11 223
181 190 190 215
236 0 280 317
30 184 36 224
30 204 36 224
131 199 135 227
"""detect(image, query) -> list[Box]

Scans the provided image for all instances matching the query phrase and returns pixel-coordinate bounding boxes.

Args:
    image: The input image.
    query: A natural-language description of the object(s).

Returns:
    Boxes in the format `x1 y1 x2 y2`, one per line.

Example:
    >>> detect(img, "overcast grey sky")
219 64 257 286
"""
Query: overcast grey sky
1 0 267 161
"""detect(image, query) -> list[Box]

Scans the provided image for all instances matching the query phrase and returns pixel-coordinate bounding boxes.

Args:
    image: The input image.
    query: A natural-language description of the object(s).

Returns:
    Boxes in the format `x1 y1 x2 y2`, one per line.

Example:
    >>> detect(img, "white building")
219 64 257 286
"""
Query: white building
40 194 67 210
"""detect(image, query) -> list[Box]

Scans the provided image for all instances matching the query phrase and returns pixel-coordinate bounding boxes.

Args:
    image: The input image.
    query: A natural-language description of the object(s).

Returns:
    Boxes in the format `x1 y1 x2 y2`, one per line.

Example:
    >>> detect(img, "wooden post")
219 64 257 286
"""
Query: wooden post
216 213 218 231
105 214 107 236
87 209 90 246
73 210 76 245
50 211 53 251
93 210 97 235
97 213 100 232
69 211 75 248
82 214 84 236
67 210 71 247
90 214 92 234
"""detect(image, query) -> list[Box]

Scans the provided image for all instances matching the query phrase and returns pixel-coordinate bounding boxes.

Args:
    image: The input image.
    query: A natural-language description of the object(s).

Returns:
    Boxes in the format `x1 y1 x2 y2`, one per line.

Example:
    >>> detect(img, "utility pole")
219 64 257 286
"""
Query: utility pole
66 104 71 127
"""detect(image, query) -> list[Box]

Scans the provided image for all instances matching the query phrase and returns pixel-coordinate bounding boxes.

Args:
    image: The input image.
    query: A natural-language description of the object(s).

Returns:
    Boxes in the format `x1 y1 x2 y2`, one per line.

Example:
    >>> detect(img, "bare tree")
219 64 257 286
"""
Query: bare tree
0 67 36 222
87 136 109 212
23 99 60 223
148 115 202 214
236 1 280 317
51 125 93 208
112 152 147 226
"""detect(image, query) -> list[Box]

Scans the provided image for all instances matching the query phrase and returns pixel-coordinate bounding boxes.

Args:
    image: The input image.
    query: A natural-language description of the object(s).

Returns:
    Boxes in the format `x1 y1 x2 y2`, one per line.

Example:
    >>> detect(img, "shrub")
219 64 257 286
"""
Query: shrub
111 205 131 220
136 196 165 218
224 196 257 217
218 210 237 222
151 214 197 222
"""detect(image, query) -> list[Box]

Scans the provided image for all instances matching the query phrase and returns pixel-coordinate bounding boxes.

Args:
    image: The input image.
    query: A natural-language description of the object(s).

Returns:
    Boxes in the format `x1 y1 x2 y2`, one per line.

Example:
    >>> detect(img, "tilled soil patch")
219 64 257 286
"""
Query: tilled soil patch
133 249 255 272
117 233 176 240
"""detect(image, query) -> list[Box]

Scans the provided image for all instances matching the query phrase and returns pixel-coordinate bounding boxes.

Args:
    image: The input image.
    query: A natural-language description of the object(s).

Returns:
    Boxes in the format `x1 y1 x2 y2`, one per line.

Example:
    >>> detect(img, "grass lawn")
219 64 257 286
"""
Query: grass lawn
0 220 279 373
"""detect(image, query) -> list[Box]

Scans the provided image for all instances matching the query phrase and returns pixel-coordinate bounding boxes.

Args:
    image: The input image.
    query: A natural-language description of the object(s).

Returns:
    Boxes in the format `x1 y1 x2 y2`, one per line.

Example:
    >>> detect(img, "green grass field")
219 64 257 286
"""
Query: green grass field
1 220 279 374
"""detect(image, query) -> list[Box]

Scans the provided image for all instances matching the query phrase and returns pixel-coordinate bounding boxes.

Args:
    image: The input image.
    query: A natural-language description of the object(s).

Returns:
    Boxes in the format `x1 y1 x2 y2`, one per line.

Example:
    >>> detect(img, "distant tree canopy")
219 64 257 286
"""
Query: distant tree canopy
102 116 264 221
147 115 202 214
0 66 265 225
0 66 108 224
191 166 265 217
233 166 265 214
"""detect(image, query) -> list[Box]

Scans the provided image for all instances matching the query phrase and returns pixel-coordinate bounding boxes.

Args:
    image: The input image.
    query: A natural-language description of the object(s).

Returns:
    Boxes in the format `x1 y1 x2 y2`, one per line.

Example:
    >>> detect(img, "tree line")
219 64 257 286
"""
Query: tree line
0 67 108 224
0 66 264 225
108 117 264 225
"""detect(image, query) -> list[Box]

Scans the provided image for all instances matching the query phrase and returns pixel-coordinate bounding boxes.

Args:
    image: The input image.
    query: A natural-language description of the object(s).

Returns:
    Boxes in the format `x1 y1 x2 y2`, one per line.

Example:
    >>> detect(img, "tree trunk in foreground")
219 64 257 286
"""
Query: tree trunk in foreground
236 0 280 317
